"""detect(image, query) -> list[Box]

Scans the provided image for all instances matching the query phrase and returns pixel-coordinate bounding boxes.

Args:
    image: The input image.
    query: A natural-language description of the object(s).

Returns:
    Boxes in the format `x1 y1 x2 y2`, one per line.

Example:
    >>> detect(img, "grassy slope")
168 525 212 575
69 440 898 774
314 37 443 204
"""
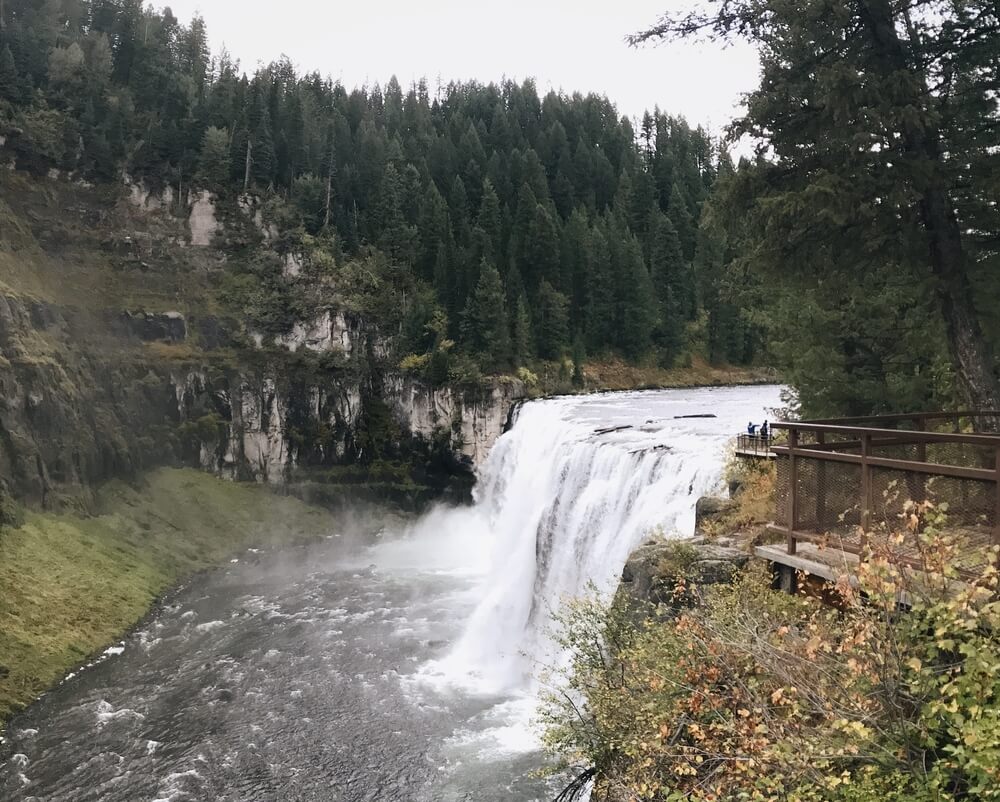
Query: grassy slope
0 468 335 727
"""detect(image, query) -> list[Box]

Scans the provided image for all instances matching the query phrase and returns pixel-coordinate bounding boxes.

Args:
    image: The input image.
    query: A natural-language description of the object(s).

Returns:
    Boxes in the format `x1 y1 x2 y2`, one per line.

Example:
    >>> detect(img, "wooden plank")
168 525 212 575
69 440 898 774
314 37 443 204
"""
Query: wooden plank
772 422 1000 447
772 447 996 482
864 457 996 482
806 410 998 426
767 524 831 548
772 446 863 466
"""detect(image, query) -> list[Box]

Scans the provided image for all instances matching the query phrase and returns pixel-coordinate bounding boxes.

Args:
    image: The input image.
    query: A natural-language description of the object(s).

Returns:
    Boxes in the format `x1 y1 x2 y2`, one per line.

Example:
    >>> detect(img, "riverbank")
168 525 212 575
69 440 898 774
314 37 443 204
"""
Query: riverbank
582 356 778 392
528 356 779 396
0 468 342 731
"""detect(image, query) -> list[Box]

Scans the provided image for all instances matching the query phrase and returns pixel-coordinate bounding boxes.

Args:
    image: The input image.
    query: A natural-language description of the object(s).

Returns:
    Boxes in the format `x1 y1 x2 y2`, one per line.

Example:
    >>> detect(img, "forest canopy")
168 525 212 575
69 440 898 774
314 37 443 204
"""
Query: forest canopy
0 0 759 382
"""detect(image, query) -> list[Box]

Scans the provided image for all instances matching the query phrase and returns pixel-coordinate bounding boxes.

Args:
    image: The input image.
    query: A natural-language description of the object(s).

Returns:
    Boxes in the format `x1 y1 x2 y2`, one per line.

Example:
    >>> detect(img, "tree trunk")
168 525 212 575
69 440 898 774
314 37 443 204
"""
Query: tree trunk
243 139 252 192
922 188 1000 415
324 172 332 229
860 0 1000 424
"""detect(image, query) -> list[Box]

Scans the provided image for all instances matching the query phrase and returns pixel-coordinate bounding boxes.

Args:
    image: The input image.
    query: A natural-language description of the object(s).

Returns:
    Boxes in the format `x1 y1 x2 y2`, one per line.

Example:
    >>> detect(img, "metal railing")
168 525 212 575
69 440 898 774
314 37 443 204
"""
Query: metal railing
768 414 1000 568
736 432 776 456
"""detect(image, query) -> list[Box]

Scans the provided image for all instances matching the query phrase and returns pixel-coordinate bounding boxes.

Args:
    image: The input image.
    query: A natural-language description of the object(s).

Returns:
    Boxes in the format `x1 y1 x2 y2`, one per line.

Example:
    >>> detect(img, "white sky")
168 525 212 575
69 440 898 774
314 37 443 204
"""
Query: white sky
163 0 760 136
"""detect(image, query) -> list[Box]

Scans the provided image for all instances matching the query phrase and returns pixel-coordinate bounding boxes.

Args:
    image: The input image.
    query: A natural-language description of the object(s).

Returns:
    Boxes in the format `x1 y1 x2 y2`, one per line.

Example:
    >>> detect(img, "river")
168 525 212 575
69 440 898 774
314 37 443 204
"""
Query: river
0 385 782 801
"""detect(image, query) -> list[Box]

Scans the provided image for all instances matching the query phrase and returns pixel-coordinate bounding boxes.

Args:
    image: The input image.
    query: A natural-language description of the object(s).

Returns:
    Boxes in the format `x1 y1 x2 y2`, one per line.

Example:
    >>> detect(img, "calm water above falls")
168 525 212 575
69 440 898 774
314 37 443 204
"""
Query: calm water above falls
0 385 782 802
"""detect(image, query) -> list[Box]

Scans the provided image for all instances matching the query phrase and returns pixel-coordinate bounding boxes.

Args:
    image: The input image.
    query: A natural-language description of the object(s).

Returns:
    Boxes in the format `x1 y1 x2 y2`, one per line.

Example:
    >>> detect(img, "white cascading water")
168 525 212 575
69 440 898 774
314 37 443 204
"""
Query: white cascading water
404 385 783 697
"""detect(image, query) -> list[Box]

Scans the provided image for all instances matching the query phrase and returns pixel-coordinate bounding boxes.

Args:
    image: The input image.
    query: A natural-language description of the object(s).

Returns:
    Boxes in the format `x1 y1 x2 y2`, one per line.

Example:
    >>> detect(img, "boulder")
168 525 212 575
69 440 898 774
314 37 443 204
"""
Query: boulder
121 311 186 343
695 495 738 534
619 538 749 610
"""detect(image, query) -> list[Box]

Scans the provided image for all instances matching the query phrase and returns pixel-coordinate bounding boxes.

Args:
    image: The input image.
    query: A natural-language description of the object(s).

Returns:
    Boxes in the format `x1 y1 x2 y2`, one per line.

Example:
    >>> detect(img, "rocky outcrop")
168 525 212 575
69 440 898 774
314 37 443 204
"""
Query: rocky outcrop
172 369 364 485
120 310 187 343
188 190 219 246
0 293 181 504
695 495 738 534
269 310 362 356
126 178 175 213
0 177 524 505
618 536 749 610
383 375 525 470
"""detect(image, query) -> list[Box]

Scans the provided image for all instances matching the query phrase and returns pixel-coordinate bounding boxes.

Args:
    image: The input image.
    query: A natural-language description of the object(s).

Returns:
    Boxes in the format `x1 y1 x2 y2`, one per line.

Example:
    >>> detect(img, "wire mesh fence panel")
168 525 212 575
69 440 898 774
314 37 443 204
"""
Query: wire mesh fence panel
772 419 1000 569
775 455 862 534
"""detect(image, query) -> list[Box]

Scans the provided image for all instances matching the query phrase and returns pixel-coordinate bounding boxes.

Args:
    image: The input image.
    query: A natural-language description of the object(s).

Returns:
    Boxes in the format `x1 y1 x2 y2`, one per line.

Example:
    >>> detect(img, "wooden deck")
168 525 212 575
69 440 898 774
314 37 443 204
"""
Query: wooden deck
734 433 776 459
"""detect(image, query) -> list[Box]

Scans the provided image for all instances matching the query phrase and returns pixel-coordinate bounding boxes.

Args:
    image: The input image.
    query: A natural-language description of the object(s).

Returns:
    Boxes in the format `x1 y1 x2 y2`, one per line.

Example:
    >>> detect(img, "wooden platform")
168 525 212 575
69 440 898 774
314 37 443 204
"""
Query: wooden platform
734 447 776 459
735 433 776 460
756 542 915 605
768 523 996 576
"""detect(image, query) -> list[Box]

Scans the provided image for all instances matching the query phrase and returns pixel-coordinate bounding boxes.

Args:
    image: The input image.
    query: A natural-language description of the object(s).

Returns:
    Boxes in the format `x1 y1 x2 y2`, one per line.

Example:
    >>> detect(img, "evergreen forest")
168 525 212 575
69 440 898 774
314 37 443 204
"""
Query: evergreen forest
0 0 758 390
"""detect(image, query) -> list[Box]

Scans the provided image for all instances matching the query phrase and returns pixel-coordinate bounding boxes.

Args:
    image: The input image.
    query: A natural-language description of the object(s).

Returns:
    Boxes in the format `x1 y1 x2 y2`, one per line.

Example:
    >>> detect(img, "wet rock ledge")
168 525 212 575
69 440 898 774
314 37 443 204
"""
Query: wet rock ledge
617 493 748 610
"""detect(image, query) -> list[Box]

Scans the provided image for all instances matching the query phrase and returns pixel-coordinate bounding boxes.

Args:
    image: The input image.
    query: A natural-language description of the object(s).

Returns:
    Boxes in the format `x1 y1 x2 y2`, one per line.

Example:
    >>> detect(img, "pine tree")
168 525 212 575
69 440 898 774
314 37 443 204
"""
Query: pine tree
524 204 561 291
197 126 231 189
617 235 657 359
585 223 616 351
461 261 510 372
667 183 696 263
650 212 695 345
251 109 276 188
536 279 570 359
476 178 502 262
634 0 1000 416
512 293 534 367
572 334 586 387
0 45 17 102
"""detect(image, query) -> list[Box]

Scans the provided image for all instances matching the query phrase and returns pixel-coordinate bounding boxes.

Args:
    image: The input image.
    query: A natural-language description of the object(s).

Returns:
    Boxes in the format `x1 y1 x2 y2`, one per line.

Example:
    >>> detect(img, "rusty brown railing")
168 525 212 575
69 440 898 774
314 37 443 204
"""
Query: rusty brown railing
769 415 1000 565
736 432 776 456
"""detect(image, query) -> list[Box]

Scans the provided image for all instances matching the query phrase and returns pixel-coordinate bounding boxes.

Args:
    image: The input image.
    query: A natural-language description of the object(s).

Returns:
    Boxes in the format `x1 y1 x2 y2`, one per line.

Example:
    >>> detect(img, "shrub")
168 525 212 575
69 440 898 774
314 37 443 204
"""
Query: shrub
541 501 1000 801
516 366 539 390
399 353 431 374
0 487 23 531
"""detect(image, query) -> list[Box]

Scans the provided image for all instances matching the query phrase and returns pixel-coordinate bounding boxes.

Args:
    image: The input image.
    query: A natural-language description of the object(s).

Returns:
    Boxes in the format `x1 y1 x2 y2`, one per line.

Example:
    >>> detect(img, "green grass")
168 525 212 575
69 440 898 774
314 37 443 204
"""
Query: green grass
0 468 335 729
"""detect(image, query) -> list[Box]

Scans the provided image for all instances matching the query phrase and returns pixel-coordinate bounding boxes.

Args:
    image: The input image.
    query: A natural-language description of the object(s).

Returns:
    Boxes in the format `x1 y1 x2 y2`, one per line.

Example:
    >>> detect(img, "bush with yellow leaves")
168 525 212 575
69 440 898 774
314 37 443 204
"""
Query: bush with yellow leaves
540 501 1000 801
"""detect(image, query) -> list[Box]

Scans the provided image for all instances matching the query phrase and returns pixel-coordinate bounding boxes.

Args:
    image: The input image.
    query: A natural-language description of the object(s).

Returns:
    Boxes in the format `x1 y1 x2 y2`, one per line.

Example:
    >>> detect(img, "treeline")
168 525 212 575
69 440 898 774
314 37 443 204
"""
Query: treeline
0 0 759 376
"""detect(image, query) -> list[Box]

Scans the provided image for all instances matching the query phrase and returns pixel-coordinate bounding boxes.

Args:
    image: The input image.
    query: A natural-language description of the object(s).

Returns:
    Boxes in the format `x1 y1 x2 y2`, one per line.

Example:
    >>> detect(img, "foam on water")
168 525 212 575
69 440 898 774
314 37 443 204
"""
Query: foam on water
399 386 781 751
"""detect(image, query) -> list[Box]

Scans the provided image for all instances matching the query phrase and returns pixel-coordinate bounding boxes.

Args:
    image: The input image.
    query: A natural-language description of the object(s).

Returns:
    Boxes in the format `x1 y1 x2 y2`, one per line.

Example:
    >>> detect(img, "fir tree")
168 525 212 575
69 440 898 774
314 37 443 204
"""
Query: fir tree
461 261 510 372
536 279 570 359
512 293 534 367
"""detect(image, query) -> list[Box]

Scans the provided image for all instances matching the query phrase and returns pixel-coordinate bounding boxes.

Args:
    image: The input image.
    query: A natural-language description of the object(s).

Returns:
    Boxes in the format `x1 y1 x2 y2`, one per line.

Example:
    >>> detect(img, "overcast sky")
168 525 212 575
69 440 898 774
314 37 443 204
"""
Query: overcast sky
163 0 759 135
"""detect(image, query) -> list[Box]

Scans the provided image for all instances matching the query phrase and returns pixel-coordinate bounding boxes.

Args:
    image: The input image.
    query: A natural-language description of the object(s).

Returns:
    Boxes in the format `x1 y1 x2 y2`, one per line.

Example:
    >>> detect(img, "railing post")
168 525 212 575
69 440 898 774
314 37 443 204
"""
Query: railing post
815 431 826 533
994 444 1000 547
860 432 872 553
787 427 798 555
912 419 927 502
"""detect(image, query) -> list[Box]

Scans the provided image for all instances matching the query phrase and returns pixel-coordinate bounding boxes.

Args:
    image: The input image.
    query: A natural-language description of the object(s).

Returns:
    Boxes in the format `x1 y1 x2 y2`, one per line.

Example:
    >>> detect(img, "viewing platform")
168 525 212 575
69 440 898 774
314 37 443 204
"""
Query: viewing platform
755 411 1000 594
734 432 777 460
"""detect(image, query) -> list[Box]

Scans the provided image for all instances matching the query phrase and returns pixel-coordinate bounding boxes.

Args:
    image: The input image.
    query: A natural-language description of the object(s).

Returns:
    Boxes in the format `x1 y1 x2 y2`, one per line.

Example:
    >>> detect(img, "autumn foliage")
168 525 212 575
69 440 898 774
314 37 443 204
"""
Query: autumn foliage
541 502 1000 801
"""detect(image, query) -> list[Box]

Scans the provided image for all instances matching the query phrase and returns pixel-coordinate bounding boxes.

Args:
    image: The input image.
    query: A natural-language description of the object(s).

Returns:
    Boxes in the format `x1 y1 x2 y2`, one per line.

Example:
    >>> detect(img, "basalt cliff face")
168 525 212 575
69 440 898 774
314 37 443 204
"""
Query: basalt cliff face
0 173 523 507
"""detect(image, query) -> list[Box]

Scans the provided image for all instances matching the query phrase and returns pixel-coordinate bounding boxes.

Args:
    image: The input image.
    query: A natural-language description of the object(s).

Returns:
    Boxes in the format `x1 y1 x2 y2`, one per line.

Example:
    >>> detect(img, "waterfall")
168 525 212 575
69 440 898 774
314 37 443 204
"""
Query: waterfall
409 386 783 695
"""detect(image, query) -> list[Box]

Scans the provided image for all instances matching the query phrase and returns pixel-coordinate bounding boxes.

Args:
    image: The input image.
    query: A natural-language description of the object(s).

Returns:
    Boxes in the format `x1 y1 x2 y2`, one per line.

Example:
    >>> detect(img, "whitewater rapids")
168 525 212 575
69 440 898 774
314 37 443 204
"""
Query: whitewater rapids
0 385 781 802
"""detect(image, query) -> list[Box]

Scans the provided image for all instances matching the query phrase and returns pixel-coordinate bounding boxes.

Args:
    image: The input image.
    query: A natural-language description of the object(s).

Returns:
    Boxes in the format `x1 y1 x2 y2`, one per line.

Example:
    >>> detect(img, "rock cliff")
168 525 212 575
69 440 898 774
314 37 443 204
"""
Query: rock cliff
0 174 524 506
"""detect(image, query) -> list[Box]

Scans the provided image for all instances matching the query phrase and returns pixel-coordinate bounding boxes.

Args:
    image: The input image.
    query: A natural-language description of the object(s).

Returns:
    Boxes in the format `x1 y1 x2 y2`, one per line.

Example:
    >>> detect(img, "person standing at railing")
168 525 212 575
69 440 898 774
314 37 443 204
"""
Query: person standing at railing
747 421 757 436
761 420 769 441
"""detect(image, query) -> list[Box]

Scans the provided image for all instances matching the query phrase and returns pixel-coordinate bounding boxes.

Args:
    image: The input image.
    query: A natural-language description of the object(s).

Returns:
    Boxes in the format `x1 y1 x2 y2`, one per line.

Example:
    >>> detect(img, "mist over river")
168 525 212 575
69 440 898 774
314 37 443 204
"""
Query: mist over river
0 386 781 802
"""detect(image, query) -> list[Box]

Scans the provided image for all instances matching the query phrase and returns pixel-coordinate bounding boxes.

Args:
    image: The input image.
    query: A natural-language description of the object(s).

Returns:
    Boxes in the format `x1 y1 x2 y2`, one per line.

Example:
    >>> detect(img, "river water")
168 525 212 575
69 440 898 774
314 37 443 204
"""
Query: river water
0 386 782 802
